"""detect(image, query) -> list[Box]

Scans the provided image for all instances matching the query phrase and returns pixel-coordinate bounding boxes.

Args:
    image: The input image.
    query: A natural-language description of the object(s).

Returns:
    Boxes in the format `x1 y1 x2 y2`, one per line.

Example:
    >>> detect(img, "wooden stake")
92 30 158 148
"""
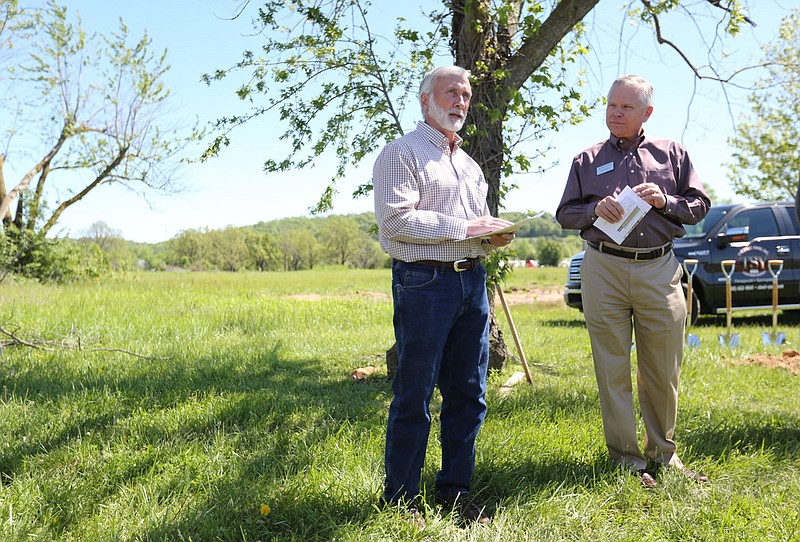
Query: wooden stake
496 286 533 384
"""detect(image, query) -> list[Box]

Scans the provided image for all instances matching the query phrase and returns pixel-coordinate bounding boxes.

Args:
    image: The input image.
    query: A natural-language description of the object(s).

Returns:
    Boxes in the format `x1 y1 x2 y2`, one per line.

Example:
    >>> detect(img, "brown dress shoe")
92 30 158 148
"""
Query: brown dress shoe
677 466 709 484
436 492 492 525
637 469 658 488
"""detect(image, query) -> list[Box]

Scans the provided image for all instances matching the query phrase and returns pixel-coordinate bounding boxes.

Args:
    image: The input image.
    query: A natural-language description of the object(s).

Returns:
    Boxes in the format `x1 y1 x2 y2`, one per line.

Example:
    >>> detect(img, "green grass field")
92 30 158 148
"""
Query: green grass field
1 268 799 541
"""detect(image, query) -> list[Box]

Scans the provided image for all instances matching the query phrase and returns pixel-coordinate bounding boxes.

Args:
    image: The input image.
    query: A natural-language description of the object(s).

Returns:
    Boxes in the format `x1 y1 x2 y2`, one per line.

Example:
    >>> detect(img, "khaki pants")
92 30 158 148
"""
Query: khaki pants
582 247 686 472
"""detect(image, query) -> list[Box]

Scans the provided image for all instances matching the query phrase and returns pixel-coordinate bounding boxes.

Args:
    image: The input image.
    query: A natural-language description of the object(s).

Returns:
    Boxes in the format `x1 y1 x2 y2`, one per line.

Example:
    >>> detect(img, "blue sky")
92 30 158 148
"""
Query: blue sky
13 1 795 242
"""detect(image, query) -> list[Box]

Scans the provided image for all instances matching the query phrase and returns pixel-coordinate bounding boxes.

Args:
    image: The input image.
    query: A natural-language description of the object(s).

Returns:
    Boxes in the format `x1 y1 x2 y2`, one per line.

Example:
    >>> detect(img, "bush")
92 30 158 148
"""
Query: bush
536 238 563 266
1 228 111 283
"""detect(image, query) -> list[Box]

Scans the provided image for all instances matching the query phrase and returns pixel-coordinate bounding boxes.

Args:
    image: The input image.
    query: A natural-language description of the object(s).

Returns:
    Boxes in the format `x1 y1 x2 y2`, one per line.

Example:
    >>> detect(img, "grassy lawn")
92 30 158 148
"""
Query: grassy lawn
0 268 799 541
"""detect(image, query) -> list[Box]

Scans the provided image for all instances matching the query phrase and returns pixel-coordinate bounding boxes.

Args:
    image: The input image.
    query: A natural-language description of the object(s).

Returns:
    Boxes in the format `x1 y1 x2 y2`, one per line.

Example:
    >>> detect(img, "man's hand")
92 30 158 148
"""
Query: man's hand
594 195 625 223
633 182 666 210
487 232 515 246
466 216 515 245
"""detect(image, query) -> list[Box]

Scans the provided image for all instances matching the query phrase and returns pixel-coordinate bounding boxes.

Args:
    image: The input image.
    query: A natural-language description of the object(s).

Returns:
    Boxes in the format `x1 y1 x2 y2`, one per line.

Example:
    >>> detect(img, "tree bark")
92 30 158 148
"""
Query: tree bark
0 154 8 226
447 0 600 370
0 128 70 229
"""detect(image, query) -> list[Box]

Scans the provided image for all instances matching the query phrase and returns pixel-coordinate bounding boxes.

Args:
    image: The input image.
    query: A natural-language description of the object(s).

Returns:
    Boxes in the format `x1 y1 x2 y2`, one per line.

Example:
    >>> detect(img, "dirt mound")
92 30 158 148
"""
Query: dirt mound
499 286 563 305
731 349 800 375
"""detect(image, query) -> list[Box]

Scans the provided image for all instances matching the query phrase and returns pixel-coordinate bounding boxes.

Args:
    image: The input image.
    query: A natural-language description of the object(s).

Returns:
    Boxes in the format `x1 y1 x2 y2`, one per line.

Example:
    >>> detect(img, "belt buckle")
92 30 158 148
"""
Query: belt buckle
453 258 469 272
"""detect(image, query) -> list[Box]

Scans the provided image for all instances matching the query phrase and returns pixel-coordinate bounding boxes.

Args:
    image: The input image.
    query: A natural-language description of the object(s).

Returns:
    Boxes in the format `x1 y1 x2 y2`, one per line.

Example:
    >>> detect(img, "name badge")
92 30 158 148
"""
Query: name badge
596 162 614 175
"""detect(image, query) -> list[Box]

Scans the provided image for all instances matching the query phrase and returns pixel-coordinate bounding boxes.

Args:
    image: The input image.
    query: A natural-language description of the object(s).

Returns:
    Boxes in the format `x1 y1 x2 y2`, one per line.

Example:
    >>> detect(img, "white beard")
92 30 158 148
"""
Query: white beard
427 99 465 132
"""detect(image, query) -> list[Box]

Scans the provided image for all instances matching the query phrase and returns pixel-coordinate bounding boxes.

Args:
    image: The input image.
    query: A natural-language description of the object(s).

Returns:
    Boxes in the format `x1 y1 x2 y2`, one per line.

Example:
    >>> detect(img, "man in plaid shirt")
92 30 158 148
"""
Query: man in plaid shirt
374 65 514 527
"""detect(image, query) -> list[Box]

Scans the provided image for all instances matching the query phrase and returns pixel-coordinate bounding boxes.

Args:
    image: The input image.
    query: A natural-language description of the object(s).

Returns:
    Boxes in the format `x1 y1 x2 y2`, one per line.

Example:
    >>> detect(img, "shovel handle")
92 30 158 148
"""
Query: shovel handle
683 259 698 333
769 259 783 331
683 258 699 277
721 260 735 330
721 259 735 279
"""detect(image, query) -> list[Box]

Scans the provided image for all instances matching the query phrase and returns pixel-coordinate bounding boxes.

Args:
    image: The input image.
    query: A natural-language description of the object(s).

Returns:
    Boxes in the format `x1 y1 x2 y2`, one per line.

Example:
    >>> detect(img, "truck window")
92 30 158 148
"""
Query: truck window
725 208 780 239
684 206 729 239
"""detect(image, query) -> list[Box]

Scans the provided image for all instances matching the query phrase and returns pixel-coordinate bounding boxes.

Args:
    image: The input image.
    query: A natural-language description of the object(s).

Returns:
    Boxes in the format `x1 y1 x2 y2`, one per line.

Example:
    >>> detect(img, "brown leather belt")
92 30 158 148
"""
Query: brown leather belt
407 258 481 272
587 240 673 261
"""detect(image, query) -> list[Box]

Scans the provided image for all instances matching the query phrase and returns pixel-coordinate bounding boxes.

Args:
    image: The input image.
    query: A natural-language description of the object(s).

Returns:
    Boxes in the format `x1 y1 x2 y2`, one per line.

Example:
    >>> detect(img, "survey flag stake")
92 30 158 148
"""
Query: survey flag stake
718 260 739 347
683 258 700 347
762 259 786 346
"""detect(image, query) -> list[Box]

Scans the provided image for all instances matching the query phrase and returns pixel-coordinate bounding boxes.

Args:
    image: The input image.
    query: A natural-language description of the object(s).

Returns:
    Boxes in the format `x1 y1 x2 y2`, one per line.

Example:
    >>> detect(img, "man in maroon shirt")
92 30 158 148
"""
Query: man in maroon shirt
556 75 711 488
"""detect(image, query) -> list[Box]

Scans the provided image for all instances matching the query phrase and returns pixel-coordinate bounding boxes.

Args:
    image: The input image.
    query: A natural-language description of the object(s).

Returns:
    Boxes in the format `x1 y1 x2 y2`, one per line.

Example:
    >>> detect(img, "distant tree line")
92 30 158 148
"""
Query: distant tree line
500 212 583 266
2 211 582 283
162 214 386 272
130 211 580 272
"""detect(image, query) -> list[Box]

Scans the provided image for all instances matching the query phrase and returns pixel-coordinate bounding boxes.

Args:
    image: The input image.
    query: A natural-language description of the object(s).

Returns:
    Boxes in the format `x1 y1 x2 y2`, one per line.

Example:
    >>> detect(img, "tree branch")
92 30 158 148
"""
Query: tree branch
506 0 600 91
705 0 756 27
40 144 130 235
0 324 167 360
0 126 70 223
640 0 761 85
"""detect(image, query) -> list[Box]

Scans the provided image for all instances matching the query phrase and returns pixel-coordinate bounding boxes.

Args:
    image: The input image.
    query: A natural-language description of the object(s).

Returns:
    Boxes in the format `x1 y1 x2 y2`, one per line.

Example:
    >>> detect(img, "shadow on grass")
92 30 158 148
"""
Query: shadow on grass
475 454 614 511
5 336 798 540
691 310 800 329
474 383 612 507
679 409 800 461
538 310 800 330
483 380 800 509
0 342 392 541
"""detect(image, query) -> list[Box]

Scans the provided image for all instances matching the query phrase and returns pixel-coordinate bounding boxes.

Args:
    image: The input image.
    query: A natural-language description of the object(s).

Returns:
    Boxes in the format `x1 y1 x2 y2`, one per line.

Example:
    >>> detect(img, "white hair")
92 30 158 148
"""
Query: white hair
609 75 653 108
418 66 470 116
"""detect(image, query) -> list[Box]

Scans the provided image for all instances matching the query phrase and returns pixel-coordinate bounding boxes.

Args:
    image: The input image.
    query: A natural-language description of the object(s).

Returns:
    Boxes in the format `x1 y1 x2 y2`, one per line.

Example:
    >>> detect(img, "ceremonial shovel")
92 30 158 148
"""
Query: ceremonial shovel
683 259 700 347
718 260 739 347
762 259 786 345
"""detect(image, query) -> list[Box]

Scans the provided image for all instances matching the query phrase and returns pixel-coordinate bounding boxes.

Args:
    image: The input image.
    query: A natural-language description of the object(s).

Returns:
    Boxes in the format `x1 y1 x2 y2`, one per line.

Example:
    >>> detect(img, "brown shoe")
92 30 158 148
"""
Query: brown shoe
436 492 492 525
677 466 708 484
637 469 658 488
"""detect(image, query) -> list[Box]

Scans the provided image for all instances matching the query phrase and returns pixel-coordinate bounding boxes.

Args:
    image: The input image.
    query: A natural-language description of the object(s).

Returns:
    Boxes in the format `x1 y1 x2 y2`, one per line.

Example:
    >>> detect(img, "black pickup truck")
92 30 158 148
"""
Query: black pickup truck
564 201 800 321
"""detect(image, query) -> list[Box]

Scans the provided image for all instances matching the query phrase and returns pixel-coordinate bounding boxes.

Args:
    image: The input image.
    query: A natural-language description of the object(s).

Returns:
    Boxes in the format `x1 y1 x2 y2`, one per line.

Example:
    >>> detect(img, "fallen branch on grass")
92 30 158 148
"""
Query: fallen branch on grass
0 325 167 360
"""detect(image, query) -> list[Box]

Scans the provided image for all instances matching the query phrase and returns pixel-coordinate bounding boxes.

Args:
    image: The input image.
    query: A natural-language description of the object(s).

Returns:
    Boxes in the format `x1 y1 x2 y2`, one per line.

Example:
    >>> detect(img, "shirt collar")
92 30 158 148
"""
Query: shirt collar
610 130 645 151
418 121 463 152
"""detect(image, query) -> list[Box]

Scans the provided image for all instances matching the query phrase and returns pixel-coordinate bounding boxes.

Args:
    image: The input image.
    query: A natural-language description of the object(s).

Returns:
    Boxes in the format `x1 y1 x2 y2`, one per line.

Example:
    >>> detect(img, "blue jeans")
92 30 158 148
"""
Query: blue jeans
384 260 490 503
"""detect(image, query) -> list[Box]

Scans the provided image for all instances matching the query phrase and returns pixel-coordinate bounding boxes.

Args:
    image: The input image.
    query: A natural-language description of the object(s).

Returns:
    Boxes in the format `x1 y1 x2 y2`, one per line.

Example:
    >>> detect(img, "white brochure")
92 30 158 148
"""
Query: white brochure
593 185 651 244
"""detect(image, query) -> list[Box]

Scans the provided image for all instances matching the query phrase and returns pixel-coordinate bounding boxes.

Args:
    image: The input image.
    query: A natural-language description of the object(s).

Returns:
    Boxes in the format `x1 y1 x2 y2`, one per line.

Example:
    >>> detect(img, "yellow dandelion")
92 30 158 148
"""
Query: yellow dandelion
260 504 271 516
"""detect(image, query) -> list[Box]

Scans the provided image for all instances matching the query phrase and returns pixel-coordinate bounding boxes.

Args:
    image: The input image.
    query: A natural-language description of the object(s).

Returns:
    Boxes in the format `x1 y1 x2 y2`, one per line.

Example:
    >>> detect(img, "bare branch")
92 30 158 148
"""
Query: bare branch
0 324 167 360
40 144 130 235
0 325 46 349
640 0 775 88
642 1 703 76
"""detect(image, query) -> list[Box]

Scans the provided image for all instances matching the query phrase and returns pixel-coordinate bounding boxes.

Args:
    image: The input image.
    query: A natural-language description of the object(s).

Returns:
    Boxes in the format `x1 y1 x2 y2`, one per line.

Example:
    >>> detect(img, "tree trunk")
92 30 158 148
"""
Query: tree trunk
448 0 600 371
0 154 8 225
487 305 510 371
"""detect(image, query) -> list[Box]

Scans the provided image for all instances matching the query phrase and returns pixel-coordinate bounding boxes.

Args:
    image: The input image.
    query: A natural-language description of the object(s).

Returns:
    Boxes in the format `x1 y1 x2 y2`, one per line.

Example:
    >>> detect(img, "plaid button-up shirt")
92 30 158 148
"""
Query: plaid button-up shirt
373 121 490 262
